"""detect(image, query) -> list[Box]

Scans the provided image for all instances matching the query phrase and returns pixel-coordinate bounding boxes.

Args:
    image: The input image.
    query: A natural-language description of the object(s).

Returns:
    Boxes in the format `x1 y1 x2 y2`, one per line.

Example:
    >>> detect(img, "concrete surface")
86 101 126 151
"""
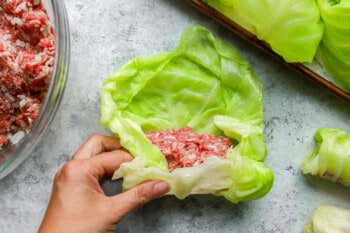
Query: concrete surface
1 0 350 232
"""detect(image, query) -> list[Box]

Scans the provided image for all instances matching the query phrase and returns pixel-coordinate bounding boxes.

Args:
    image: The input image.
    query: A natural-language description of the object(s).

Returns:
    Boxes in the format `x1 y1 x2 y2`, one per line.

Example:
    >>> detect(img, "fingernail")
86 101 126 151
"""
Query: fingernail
153 182 170 196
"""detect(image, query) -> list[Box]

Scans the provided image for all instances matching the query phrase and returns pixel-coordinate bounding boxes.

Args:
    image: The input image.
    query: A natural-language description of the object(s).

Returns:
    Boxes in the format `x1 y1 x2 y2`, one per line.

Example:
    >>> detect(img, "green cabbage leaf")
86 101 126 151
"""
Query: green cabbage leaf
304 204 350 233
316 0 350 93
203 0 324 63
101 25 274 203
301 128 350 186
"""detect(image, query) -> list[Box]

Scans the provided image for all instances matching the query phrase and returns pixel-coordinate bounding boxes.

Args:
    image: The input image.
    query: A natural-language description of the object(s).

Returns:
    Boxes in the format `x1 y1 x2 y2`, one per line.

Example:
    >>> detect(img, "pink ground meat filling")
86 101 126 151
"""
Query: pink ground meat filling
146 126 233 172
0 0 55 147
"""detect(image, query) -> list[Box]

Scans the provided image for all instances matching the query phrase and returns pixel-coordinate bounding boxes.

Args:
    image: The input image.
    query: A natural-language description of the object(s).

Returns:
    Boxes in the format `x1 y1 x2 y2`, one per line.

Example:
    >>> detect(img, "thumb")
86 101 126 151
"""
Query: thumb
110 181 170 220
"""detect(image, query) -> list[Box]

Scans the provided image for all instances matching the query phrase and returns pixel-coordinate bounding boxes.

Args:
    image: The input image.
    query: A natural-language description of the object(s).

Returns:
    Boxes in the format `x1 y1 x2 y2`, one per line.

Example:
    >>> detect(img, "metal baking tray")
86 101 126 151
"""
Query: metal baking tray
187 0 350 103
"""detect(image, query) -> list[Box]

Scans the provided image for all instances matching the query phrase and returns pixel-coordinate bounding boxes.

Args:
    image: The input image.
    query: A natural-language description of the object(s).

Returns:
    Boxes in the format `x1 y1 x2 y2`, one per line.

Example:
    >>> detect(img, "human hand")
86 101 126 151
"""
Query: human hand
38 134 170 233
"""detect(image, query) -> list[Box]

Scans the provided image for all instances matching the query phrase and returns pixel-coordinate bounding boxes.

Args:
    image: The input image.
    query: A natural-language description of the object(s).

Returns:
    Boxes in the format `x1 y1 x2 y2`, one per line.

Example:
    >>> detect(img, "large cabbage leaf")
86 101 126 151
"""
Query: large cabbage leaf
301 128 350 186
316 0 350 93
101 25 274 203
113 151 274 203
203 0 324 63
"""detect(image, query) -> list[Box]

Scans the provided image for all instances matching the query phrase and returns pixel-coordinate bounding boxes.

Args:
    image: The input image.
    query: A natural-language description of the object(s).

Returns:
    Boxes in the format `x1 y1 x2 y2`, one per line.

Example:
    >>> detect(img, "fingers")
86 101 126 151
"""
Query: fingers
109 181 170 220
87 151 134 178
72 134 122 160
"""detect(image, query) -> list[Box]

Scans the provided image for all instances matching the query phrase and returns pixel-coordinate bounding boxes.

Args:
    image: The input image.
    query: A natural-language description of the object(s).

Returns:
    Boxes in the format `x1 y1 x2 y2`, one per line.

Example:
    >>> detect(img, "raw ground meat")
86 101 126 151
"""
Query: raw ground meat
0 0 55 147
146 126 233 171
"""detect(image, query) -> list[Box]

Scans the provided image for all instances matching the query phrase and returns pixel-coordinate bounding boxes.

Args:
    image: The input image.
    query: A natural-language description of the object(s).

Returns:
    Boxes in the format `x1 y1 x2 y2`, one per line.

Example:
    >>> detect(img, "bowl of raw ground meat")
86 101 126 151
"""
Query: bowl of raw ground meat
0 0 70 179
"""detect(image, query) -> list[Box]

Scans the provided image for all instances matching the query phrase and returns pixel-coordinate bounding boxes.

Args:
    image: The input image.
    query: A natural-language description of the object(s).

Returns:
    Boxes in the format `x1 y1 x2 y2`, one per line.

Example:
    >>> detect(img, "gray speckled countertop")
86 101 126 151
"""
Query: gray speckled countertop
1 0 350 232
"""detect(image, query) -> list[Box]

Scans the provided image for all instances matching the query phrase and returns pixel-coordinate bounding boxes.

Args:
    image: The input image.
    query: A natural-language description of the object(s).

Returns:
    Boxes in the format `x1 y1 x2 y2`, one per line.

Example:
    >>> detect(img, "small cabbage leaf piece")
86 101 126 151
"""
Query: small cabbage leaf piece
316 0 350 93
101 25 274 203
301 128 350 186
304 204 350 233
203 0 324 63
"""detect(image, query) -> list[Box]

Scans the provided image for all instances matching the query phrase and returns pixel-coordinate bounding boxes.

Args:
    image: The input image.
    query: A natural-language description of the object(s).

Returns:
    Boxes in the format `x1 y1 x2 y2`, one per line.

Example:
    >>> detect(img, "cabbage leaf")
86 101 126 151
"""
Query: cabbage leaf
101 25 274 203
203 0 324 63
304 204 350 233
316 0 350 93
301 128 350 187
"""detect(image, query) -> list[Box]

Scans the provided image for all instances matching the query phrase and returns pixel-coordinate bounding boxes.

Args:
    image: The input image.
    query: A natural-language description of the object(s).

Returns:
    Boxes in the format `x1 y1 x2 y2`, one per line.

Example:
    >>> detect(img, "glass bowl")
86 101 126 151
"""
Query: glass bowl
0 0 70 180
